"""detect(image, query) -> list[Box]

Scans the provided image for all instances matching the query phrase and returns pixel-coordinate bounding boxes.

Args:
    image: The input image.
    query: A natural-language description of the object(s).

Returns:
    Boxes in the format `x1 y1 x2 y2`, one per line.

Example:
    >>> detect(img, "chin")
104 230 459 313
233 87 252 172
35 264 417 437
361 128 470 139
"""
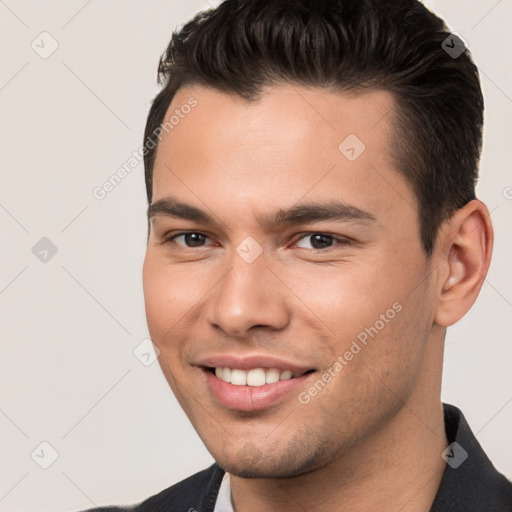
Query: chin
214 440 330 479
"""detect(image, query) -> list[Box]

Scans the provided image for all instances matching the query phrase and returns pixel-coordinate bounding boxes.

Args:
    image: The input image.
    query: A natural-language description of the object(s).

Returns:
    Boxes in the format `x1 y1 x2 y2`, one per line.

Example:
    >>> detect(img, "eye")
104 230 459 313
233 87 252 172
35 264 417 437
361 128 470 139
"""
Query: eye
164 231 212 248
294 233 349 250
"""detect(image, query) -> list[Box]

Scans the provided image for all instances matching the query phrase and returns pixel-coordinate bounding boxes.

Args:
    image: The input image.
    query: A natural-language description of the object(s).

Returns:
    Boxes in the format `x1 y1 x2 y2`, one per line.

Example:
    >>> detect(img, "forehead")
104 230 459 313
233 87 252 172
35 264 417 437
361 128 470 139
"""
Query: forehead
157 84 396 159
151 84 414 227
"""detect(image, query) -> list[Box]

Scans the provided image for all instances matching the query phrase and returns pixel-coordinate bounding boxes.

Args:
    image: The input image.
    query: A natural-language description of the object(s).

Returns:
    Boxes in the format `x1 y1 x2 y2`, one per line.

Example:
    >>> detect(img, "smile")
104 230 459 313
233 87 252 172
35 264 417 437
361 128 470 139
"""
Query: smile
202 366 315 412
212 367 306 386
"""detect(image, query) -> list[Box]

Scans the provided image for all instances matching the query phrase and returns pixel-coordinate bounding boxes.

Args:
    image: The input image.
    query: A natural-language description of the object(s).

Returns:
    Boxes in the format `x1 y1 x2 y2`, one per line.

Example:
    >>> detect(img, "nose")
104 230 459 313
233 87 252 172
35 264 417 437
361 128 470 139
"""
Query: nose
206 250 291 337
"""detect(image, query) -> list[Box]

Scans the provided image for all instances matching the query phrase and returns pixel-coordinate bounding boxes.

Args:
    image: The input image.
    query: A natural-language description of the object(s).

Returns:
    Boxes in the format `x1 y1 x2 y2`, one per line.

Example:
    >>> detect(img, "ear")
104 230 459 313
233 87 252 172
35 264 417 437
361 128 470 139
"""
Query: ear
434 200 493 327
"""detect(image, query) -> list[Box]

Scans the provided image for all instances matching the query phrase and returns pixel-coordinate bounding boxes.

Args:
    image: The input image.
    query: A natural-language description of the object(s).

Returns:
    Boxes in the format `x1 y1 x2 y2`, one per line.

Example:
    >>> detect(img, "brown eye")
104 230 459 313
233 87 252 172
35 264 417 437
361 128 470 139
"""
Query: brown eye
295 233 347 250
167 232 210 248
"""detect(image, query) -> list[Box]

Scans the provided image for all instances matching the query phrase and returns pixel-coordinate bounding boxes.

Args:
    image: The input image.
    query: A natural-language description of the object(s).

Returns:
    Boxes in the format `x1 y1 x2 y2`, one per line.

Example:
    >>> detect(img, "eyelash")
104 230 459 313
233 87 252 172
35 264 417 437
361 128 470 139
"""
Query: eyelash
161 231 351 251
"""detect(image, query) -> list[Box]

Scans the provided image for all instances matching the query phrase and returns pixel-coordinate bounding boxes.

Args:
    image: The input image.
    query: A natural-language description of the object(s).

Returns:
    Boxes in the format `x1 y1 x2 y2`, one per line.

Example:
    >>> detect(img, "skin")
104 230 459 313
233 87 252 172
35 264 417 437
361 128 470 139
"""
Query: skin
142 84 493 511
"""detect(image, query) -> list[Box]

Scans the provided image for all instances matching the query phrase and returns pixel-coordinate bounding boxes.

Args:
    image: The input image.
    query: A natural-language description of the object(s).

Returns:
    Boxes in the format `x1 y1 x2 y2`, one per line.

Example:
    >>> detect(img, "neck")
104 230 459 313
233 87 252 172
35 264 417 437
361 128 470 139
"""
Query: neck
230 338 448 512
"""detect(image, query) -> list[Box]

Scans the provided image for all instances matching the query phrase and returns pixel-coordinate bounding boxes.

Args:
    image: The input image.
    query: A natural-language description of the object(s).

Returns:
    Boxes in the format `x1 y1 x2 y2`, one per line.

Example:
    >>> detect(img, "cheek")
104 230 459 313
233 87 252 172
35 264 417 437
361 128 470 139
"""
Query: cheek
142 259 170 339
143 260 184 360
339 287 432 407
289 258 429 384
142 254 200 339
281 261 401 345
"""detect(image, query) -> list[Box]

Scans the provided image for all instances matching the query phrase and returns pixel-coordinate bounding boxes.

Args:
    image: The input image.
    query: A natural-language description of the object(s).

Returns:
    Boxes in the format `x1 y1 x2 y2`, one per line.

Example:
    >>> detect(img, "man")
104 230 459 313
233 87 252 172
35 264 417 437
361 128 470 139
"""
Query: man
86 0 512 510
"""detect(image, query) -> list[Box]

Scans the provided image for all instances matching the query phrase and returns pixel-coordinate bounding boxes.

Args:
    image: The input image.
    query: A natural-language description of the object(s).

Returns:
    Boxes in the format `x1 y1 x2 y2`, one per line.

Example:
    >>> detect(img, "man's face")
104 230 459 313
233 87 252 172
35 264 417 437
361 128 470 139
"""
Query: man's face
143 84 438 478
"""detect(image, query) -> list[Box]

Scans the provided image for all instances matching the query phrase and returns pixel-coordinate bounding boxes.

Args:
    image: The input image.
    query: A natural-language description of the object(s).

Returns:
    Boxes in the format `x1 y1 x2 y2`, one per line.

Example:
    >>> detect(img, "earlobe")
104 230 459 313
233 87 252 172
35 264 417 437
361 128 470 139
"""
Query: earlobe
435 200 493 327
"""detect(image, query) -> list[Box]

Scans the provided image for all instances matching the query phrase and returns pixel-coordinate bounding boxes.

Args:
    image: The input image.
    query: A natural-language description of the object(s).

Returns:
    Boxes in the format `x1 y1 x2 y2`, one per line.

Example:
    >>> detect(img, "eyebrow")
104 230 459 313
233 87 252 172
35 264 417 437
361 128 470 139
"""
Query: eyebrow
147 195 376 230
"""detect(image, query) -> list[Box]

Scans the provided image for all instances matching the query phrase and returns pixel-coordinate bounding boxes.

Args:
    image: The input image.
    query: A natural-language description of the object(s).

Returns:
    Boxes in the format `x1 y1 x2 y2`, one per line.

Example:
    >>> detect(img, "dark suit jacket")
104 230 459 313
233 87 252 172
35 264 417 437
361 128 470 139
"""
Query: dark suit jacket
83 404 512 511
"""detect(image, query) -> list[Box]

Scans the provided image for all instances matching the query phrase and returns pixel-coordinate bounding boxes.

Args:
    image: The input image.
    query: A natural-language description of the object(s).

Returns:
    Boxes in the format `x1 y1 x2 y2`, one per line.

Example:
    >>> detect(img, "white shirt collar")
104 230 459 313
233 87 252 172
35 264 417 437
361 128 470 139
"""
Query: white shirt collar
213 472 234 512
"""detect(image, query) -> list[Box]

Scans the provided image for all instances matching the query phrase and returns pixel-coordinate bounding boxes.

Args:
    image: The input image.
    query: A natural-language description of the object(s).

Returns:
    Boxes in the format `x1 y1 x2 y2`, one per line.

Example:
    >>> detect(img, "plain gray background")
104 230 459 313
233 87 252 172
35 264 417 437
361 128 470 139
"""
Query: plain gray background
0 1 510 510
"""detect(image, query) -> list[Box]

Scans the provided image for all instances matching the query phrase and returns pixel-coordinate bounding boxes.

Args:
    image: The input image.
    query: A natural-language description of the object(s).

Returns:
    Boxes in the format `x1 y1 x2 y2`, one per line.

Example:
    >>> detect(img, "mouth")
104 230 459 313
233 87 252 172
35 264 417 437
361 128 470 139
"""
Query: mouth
207 366 314 386
200 364 316 412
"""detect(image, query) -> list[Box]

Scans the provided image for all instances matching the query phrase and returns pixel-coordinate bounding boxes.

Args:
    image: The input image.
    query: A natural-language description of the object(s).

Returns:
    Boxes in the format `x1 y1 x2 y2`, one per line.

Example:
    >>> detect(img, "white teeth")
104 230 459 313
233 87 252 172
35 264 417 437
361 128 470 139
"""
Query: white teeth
247 368 266 386
265 368 280 384
222 367 232 383
214 367 302 386
230 369 247 386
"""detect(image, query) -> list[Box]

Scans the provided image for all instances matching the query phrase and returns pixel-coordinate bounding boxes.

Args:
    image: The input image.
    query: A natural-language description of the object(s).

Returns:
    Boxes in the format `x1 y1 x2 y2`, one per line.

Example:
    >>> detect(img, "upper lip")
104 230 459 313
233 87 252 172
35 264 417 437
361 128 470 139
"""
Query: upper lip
196 354 314 373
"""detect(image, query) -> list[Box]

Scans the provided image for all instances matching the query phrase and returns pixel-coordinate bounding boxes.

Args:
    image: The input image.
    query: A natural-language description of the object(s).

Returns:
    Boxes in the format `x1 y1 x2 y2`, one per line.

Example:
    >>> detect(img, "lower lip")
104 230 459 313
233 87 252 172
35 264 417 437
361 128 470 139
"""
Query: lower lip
204 369 312 412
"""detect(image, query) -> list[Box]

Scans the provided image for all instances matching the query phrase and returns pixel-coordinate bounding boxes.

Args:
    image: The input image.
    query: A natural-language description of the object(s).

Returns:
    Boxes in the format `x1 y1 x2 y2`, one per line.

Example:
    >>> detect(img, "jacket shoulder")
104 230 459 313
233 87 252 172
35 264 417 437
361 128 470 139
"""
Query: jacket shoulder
78 464 224 512
133 463 224 511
